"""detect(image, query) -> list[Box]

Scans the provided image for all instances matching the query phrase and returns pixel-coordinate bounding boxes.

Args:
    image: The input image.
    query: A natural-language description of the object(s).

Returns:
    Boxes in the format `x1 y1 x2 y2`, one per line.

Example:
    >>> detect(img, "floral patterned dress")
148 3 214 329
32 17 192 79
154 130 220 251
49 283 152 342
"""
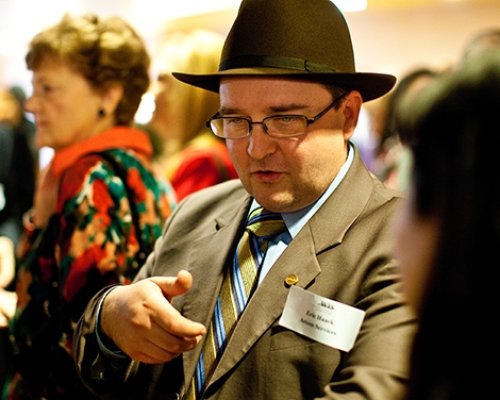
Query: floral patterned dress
3 127 176 400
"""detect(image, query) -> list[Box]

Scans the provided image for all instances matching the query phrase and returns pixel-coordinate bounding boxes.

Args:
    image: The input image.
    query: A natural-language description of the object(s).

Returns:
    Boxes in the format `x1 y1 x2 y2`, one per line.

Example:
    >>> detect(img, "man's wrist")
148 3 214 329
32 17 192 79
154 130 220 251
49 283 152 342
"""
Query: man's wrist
95 285 128 358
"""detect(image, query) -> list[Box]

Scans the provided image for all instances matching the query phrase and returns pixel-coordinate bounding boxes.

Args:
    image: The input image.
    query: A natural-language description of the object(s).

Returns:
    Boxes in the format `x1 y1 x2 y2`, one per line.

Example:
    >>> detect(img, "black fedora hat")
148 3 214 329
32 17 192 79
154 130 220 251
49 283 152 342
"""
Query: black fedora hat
172 0 396 102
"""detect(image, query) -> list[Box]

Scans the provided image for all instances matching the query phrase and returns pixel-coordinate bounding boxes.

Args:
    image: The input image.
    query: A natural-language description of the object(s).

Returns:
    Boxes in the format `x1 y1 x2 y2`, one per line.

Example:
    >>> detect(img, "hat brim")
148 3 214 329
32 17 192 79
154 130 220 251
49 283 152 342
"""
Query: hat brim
172 67 396 102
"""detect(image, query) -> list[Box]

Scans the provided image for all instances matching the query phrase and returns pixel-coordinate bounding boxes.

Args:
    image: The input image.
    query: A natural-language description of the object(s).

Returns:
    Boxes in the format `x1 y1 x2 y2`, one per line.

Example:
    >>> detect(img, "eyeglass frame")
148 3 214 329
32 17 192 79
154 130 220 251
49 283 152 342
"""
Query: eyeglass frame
205 90 349 139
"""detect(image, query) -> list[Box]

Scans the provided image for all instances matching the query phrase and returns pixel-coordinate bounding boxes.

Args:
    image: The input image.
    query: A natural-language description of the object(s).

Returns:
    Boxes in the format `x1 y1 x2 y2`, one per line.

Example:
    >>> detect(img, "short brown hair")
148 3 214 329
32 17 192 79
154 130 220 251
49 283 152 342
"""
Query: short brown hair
26 14 150 126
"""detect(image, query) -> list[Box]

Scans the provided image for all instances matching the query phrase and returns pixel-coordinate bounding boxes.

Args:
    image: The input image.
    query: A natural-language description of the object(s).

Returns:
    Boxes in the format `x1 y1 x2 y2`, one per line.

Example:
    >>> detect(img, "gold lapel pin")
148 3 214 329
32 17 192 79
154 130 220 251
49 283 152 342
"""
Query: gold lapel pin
285 274 299 286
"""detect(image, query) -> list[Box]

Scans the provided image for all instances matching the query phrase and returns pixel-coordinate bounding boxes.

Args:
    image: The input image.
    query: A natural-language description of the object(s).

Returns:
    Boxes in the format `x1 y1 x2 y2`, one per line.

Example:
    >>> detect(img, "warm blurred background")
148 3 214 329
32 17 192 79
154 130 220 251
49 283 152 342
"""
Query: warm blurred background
2 0 499 89
1 0 499 167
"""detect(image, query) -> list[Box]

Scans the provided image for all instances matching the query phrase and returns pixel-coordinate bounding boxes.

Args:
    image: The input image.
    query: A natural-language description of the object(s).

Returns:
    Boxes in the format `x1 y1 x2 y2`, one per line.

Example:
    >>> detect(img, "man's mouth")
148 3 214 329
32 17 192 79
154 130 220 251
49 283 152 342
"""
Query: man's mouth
252 170 283 182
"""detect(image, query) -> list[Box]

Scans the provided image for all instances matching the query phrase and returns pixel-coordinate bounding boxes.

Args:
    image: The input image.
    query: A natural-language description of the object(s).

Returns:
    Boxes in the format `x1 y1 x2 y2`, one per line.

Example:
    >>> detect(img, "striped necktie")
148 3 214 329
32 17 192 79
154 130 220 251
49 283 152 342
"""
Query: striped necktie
187 207 286 399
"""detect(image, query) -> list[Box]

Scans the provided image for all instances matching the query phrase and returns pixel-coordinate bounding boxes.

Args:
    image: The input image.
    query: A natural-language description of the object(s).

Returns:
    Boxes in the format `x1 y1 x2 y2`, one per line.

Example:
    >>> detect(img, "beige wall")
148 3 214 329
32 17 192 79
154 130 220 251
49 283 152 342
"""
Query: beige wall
347 2 500 78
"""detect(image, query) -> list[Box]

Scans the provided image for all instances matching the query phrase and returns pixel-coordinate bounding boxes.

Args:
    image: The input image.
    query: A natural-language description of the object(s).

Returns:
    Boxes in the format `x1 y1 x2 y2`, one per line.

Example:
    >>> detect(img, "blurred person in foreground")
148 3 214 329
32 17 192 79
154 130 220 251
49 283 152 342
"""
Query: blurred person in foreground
74 1 416 399
146 30 237 201
392 51 500 400
3 14 175 400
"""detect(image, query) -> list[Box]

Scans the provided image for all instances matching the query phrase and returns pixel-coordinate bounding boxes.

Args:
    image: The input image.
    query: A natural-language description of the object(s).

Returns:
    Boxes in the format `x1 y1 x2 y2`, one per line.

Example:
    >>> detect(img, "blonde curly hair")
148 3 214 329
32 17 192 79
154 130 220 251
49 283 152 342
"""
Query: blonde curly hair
26 14 150 126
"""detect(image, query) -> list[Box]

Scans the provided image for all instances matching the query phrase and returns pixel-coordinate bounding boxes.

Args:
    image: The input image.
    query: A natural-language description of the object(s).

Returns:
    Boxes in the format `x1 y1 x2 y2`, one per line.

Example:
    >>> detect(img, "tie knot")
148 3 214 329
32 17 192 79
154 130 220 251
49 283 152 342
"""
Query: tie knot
246 207 286 239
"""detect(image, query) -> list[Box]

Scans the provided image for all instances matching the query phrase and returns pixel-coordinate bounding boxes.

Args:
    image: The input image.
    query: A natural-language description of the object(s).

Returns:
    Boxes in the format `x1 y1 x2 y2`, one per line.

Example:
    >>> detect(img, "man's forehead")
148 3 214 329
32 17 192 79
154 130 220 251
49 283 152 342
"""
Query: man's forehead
218 78 333 115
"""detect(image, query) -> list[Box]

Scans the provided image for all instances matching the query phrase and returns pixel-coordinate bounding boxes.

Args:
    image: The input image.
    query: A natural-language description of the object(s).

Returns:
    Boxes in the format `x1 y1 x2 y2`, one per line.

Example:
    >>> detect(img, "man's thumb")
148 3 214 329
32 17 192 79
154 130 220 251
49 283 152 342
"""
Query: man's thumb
150 270 193 299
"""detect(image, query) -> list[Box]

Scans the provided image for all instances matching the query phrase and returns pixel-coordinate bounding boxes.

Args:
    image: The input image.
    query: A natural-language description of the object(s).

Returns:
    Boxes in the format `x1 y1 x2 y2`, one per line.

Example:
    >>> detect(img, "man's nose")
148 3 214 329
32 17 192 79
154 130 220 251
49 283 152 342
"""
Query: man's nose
247 124 277 160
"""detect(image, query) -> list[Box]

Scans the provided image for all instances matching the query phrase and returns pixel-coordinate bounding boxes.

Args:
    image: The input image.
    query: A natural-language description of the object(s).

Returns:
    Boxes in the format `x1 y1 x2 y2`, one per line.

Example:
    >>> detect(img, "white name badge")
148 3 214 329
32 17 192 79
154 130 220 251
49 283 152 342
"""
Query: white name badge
279 286 365 352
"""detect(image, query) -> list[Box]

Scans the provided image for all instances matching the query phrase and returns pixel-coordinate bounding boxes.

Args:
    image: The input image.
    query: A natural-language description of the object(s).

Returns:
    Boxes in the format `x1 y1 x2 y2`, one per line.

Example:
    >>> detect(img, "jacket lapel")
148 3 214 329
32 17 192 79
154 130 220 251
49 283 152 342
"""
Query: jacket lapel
207 150 375 385
179 195 253 386
210 221 321 383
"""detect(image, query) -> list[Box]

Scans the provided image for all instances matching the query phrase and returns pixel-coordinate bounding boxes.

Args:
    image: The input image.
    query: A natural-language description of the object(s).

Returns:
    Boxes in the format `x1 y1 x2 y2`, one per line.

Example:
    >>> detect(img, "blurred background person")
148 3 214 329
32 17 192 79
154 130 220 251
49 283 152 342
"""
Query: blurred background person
392 51 500 400
372 67 441 191
0 87 37 390
459 26 500 66
5 86 38 169
349 106 378 172
146 29 237 201
3 14 175 400
0 86 36 290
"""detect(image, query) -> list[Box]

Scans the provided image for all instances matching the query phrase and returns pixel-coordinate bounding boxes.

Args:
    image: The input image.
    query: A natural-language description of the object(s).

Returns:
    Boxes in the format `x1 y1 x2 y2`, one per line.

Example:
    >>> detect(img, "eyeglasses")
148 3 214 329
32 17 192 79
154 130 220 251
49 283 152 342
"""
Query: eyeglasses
206 91 348 139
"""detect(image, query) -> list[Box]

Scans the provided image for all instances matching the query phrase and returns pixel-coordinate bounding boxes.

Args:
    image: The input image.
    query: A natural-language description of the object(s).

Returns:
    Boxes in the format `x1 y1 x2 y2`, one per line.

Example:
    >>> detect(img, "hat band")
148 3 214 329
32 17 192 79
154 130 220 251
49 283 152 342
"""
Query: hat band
219 55 339 73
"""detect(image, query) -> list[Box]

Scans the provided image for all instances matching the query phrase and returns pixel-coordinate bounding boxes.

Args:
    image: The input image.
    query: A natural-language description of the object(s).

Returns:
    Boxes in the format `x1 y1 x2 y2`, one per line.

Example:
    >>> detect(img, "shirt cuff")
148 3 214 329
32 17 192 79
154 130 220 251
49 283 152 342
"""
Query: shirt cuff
95 284 129 362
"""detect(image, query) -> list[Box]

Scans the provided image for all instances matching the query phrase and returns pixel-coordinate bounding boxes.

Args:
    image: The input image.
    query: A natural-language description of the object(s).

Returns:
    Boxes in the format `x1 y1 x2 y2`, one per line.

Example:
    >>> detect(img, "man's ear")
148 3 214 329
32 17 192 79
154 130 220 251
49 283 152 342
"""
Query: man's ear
101 83 124 116
342 90 362 140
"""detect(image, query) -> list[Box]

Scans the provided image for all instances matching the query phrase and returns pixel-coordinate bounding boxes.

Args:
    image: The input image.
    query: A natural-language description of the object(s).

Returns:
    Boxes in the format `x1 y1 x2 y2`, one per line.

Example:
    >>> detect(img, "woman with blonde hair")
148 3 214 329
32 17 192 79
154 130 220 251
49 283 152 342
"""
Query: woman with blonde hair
147 29 237 201
3 14 175 399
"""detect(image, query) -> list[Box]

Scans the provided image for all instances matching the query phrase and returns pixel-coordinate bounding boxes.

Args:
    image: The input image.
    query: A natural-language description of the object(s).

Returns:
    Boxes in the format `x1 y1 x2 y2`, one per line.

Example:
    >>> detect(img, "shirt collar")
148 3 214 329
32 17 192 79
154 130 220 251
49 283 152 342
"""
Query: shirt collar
251 143 355 238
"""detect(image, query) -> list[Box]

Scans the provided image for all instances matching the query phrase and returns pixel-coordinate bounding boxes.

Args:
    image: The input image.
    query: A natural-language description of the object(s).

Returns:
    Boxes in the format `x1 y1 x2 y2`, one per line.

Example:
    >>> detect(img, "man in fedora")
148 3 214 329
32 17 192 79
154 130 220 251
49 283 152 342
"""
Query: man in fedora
74 0 415 399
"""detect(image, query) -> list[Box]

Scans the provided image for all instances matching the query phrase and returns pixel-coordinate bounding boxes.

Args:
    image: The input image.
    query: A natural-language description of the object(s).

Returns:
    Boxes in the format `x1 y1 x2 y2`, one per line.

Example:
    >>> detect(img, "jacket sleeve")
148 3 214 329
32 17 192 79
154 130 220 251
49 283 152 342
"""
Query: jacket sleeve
73 198 188 399
73 285 141 398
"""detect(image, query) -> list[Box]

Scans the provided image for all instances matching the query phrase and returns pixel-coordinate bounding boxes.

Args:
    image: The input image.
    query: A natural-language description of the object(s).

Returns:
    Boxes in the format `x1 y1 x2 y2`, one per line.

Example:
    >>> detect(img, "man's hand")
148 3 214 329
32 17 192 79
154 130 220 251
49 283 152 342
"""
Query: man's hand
100 270 206 364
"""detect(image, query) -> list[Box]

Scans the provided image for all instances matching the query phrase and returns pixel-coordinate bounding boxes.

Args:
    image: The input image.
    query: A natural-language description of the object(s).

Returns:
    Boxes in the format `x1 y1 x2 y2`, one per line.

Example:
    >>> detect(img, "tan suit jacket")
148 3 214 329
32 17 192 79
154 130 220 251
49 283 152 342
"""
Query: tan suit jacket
75 150 416 400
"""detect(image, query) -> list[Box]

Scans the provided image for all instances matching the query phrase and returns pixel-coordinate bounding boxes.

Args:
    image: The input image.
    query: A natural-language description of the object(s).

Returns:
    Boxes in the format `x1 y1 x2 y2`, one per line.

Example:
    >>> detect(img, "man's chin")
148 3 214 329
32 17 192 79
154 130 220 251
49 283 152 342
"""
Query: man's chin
251 191 296 213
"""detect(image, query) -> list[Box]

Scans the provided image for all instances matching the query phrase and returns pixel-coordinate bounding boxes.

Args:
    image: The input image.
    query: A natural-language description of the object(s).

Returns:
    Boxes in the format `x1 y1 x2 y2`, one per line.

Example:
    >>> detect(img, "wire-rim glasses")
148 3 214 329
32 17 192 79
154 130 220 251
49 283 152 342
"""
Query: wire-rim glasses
206 91 348 139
